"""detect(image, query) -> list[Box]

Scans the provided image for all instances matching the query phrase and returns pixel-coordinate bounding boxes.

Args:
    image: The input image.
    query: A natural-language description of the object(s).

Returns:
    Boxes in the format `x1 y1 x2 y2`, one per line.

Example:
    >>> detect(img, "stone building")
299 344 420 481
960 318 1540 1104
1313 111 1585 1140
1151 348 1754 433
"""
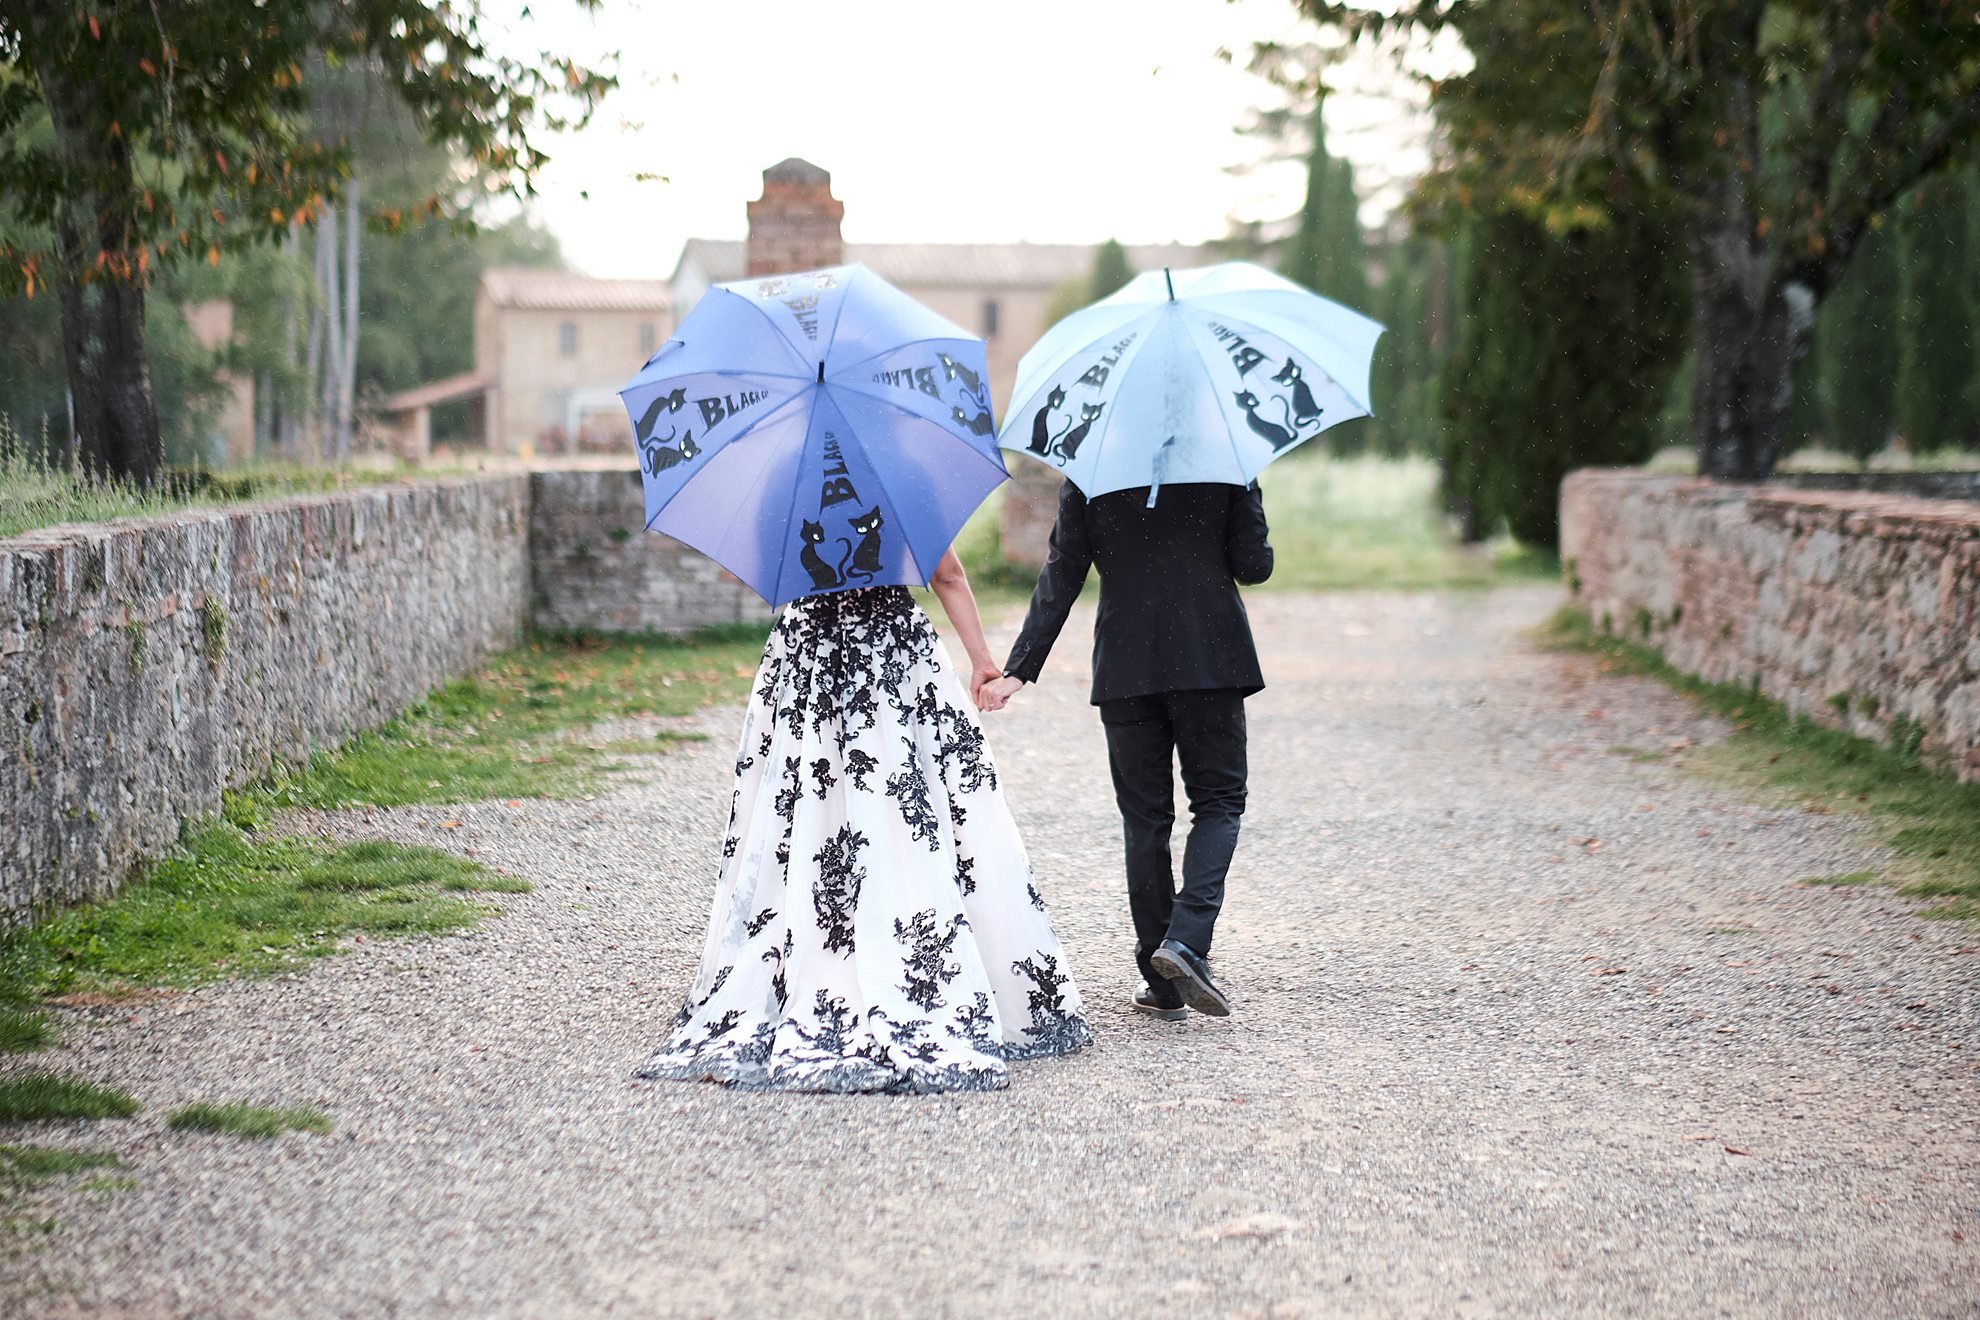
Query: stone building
384 156 1206 562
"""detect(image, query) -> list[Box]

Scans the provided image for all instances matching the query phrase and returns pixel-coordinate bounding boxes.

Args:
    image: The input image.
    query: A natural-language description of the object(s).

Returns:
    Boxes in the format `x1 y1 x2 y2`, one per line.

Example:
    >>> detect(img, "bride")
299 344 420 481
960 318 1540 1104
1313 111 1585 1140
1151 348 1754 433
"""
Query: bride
637 548 1090 1093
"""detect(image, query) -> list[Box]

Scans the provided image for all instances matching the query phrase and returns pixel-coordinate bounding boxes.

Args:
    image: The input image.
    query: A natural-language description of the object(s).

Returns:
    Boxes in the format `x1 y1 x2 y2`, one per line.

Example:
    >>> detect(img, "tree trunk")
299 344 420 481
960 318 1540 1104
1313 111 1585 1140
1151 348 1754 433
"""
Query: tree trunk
38 66 162 483
1686 171 1816 480
335 181 360 462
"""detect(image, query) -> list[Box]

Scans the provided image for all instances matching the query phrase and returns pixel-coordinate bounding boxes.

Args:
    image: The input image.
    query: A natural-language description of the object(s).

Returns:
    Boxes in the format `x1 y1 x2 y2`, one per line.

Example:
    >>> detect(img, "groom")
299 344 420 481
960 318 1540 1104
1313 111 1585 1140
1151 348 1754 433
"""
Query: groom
978 479 1273 1019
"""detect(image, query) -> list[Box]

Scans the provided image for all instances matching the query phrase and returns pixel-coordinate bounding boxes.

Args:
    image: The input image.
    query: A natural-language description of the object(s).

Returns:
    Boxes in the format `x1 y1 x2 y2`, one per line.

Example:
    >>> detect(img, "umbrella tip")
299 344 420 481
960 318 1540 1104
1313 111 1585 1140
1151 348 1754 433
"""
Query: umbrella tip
1164 268 1175 301
817 361 825 383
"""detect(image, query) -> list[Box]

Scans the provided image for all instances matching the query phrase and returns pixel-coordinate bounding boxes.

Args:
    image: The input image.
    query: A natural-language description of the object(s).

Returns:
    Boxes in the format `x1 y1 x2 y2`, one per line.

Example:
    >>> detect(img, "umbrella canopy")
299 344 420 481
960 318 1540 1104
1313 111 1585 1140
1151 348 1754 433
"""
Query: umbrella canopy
619 264 1006 607
997 262 1385 499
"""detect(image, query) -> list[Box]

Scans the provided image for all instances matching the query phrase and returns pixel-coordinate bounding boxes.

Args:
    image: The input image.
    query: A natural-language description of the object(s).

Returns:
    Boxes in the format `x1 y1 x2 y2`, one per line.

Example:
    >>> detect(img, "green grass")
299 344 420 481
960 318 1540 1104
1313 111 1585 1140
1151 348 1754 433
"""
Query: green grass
0 827 520 997
235 627 759 812
0 1146 122 1188
0 1006 53 1054
166 1102 332 1140
1257 452 1557 591
1541 606 1980 919
0 422 416 540
0 1073 139 1124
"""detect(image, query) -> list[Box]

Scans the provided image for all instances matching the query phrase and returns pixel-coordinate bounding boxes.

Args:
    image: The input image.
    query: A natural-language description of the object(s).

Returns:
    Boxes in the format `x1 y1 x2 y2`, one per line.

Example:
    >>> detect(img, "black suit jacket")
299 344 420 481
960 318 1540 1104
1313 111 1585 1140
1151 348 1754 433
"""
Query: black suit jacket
1004 481 1273 704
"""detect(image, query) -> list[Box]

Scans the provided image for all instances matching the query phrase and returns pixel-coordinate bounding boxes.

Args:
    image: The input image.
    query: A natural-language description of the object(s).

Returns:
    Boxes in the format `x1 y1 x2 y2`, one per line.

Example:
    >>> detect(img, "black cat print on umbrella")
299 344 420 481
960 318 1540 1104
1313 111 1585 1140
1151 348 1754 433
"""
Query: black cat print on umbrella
997 262 1384 503
619 264 1008 607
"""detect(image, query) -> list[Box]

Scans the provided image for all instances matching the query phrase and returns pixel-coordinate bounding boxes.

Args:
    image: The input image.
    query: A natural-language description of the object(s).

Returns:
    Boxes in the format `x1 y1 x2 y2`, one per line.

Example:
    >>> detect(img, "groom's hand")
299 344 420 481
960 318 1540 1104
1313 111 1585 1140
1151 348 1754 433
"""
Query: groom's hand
976 675 1024 712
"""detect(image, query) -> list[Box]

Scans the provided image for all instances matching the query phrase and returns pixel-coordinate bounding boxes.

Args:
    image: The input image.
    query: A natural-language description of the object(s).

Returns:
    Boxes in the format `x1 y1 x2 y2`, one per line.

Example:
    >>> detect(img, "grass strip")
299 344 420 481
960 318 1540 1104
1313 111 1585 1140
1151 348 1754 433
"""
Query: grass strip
233 627 760 812
0 1146 122 1187
1539 606 1980 919
0 829 522 996
167 1103 332 1140
0 1073 139 1124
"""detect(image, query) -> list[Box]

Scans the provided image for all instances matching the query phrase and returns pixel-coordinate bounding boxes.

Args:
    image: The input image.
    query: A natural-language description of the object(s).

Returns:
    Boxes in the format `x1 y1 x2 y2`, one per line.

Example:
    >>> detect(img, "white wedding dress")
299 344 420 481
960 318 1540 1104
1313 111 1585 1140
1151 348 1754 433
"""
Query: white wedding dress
637 586 1090 1093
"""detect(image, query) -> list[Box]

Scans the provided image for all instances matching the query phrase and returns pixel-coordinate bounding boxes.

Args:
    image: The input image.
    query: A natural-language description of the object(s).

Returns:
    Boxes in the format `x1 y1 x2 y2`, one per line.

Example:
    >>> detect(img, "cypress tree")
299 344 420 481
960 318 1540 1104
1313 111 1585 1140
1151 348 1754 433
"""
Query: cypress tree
1281 95 1370 310
1816 220 1901 464
1893 170 1978 454
1088 239 1134 304
1438 211 1686 548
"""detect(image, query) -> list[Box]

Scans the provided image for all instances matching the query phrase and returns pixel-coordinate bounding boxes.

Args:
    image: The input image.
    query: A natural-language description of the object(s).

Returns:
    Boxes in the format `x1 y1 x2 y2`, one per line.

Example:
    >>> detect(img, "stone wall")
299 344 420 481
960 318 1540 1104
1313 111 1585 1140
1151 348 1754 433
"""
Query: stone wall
1 477 530 924
527 470 771 636
1560 471 1980 782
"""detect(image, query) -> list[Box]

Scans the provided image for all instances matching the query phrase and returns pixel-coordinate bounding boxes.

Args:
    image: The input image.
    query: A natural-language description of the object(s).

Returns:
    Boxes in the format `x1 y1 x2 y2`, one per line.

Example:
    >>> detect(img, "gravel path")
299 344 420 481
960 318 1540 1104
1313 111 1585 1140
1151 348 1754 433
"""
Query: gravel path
5 586 1978 1318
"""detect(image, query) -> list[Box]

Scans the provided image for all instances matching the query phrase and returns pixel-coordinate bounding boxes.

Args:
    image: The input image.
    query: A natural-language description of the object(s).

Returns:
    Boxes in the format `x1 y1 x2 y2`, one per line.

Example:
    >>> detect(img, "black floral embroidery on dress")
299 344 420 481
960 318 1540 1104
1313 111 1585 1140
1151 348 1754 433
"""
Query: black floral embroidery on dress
955 853 977 897
877 1008 944 1065
812 824 868 955
773 755 804 825
762 927 793 1007
697 1007 744 1048
697 964 732 1006
1007 952 1092 1059
950 991 998 1052
845 747 879 790
935 703 998 795
809 755 837 800
745 907 777 938
1025 879 1046 912
885 748 941 849
893 908 965 1011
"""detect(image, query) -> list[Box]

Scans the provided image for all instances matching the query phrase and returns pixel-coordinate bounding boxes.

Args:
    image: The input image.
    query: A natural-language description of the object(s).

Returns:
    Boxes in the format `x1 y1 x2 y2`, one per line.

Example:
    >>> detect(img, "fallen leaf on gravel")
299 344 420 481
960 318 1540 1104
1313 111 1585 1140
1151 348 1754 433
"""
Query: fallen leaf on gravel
1724 1146 1753 1157
1826 985 1843 995
1667 737 1692 751
1591 967 1627 976
1906 1001 1928 1010
504 799 522 807
1682 1133 1716 1141
1194 1213 1306 1242
1584 708 1607 720
1547 854 1566 863
1717 1026 1739 1034
440 821 462 830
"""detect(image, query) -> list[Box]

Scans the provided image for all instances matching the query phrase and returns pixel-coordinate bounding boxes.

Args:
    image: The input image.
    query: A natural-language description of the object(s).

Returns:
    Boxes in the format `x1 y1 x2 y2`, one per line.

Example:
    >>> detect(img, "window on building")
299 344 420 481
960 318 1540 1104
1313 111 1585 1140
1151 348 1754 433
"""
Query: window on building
559 321 578 357
639 321 658 356
981 299 1000 339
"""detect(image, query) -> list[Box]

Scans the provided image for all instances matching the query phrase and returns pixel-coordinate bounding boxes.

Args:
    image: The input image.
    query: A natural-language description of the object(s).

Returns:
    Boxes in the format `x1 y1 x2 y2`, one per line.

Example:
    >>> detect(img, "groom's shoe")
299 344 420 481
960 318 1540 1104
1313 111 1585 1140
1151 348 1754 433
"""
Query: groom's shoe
1150 939 1231 1017
1131 983 1188 1021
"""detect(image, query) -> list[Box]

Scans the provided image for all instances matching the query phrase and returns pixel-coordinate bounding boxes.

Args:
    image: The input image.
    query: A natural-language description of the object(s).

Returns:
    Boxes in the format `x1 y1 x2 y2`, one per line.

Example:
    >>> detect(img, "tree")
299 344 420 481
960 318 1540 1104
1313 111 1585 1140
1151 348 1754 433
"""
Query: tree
1300 0 1980 480
1816 218 1900 464
0 2 612 483
1088 238 1133 304
1893 168 1977 453
1281 95 1370 311
1439 211 1687 548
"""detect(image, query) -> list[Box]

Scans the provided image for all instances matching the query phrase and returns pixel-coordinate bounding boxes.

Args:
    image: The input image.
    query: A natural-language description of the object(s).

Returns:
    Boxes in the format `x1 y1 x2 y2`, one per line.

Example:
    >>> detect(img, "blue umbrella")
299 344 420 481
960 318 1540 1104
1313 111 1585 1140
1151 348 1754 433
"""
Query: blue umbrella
996 262 1385 500
620 264 1006 607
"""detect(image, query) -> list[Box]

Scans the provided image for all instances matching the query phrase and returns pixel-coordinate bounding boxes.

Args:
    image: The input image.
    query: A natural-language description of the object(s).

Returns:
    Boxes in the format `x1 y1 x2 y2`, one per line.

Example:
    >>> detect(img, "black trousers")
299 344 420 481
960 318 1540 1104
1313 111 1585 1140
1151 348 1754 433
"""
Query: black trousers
1098 688 1248 986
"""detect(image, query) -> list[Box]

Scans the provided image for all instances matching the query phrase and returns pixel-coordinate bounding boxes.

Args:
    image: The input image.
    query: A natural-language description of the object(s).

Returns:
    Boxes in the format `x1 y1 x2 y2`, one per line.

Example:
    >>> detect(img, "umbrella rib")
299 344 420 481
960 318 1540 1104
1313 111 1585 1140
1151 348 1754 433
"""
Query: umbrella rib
725 286 816 376
1065 310 1161 490
1175 310 1252 480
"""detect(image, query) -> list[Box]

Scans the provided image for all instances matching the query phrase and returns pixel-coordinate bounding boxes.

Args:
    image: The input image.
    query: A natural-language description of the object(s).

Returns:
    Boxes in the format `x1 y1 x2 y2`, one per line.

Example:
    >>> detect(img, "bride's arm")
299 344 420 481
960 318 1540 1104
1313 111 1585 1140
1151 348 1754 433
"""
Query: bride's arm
928 548 1003 708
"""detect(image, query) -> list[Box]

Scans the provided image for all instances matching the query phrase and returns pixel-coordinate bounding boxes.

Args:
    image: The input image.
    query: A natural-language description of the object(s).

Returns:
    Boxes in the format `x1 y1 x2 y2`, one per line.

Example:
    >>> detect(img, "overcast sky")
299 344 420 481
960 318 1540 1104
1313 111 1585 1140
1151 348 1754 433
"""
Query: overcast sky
505 0 1435 279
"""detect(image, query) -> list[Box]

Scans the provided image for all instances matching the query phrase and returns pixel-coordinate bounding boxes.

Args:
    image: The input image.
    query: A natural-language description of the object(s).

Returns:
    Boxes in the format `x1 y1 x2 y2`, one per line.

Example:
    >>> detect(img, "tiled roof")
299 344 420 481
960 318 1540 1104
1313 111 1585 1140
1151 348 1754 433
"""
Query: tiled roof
674 239 1215 290
382 371 492 413
481 266 673 311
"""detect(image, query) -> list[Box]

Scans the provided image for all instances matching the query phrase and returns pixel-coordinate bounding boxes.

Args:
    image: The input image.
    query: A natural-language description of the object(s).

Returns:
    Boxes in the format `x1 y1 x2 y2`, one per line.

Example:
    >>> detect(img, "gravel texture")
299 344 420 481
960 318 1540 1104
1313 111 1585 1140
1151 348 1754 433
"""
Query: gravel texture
4 585 1977 1318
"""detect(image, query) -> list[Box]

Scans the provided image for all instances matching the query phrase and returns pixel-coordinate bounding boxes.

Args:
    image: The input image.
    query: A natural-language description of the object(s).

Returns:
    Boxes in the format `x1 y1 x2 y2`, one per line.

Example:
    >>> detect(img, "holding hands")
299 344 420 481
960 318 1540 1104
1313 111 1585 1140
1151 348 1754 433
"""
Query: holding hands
973 673 1023 712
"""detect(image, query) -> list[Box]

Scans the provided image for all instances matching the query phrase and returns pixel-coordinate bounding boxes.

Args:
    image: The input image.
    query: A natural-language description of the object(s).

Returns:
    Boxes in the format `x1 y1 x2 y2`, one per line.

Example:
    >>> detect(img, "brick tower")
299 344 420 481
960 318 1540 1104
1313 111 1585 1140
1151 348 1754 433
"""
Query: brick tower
744 158 846 277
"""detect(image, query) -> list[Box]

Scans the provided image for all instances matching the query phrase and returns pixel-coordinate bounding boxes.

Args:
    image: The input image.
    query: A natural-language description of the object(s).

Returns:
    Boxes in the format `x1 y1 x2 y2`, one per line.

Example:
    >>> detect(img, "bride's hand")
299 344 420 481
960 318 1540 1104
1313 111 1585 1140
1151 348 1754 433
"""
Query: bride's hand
969 658 1003 708
975 675 1023 712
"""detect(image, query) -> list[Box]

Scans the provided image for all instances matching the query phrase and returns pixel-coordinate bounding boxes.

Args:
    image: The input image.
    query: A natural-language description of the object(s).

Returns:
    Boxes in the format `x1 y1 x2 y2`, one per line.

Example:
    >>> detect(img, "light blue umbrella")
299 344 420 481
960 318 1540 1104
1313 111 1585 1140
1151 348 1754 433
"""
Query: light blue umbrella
997 262 1384 500
619 264 1006 607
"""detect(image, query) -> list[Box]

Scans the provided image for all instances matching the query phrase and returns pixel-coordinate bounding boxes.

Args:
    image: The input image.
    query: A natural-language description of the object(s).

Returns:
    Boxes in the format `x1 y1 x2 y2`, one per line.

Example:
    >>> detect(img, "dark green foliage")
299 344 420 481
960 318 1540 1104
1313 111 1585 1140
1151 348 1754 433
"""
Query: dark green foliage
1817 221 1900 464
1893 171 1978 454
1438 213 1688 548
1281 98 1371 314
1364 236 1453 458
1087 239 1133 304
